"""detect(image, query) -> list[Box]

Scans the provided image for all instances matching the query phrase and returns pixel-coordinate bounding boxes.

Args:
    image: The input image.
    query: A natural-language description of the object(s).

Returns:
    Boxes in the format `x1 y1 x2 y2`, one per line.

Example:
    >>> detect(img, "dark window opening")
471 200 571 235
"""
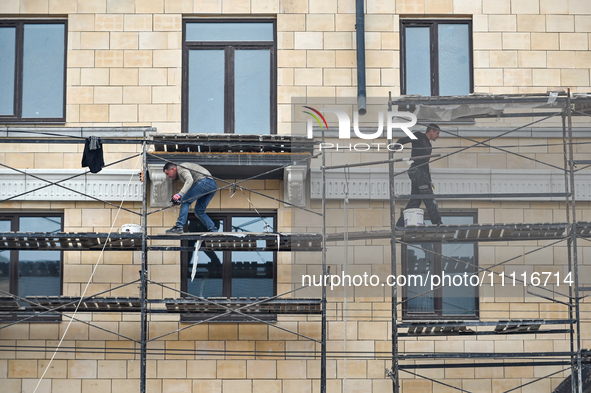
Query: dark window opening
181 212 276 300
0 213 63 322
402 212 478 320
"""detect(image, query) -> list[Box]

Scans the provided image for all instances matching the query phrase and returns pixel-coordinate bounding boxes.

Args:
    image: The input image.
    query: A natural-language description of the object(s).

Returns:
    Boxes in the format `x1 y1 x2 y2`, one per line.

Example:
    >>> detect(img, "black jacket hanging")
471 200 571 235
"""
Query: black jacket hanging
81 136 104 173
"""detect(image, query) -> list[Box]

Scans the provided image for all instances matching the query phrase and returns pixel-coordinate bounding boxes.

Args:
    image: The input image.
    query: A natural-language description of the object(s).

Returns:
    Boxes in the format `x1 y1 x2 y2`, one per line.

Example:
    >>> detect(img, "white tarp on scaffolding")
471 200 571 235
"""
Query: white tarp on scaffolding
408 92 564 121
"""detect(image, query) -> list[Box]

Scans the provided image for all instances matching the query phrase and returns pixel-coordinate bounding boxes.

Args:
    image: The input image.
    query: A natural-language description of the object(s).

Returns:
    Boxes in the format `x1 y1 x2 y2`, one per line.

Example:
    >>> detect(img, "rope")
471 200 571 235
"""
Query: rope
237 186 274 233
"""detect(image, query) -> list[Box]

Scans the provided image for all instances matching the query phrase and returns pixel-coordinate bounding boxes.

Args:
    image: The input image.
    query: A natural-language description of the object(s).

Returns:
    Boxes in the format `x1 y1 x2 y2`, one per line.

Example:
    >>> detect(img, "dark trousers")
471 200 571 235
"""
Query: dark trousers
396 166 442 226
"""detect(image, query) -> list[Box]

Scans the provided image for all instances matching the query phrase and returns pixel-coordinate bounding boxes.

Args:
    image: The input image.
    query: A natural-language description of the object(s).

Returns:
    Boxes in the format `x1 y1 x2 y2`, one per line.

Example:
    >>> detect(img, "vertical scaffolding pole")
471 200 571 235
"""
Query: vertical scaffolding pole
566 91 583 393
562 112 577 393
140 142 148 393
321 131 327 393
388 96 400 393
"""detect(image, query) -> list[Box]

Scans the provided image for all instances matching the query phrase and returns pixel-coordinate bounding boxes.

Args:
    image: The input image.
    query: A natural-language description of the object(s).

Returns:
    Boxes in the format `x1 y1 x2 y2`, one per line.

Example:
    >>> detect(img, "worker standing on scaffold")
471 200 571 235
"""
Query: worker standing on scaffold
163 162 218 234
395 124 443 227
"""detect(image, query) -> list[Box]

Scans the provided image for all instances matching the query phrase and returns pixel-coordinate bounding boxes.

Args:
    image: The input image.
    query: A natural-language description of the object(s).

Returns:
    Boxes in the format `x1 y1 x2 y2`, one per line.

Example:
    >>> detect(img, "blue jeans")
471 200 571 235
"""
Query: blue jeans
175 178 217 231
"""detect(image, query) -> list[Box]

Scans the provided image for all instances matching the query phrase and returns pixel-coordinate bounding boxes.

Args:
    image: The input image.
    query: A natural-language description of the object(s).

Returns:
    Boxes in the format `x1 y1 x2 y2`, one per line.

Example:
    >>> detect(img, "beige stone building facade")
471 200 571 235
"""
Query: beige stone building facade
1 0 591 392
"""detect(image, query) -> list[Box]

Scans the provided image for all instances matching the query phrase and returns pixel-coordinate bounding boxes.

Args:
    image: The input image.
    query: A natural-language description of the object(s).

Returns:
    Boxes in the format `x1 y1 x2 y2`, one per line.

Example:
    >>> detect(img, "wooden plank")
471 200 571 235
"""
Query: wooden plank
466 228 480 240
479 229 491 240
490 228 503 238
501 226 516 240
0 297 21 310
456 229 468 240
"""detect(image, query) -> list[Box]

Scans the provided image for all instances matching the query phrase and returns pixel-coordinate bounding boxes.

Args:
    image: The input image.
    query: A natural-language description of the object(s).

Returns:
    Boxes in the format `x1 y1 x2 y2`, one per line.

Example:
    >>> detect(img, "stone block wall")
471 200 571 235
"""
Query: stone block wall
0 0 590 392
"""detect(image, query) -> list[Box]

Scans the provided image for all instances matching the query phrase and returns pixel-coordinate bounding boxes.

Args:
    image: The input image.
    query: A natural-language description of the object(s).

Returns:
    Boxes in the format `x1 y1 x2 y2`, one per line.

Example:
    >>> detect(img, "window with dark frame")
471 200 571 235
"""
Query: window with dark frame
402 213 478 319
182 20 277 134
0 20 67 123
181 212 276 303
0 213 63 299
400 19 473 97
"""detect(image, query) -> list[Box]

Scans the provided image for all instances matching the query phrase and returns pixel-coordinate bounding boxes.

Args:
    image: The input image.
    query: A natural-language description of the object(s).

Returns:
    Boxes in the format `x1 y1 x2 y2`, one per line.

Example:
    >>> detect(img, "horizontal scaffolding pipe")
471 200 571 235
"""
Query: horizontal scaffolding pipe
397 192 569 199
390 94 570 106
0 138 145 144
398 329 571 337
323 154 440 170
400 351 573 359
399 360 571 369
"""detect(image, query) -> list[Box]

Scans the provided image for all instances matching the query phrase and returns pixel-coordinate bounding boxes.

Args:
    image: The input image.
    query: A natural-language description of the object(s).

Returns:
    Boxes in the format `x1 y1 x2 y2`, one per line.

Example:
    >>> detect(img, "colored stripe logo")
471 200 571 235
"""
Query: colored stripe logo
303 106 329 130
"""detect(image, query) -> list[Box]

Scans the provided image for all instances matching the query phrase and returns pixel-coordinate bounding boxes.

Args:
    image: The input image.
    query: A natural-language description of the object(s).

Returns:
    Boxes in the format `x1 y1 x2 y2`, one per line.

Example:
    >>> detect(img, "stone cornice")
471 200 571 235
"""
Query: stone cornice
0 169 143 202
310 168 591 201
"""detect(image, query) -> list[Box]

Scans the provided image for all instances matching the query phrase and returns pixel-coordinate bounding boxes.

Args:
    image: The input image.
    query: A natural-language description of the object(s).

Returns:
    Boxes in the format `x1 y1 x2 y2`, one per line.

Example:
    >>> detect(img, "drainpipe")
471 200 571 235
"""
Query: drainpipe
355 0 367 115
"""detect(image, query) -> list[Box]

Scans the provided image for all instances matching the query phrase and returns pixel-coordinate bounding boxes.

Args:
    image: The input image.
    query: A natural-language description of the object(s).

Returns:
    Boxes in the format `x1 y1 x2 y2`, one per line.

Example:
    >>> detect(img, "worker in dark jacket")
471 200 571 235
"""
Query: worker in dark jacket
163 162 218 234
395 124 442 227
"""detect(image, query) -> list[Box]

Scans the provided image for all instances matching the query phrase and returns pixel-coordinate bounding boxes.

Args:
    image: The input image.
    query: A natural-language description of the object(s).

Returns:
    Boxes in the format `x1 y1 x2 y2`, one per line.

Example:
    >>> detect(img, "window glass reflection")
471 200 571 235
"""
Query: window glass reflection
186 218 223 298
188 50 224 134
231 216 274 297
406 243 434 313
20 216 61 233
441 243 476 315
184 215 276 299
405 27 431 96
0 27 16 115
405 215 477 317
235 50 271 134
438 24 470 96
18 216 62 297
22 24 65 118
186 22 273 42
18 250 60 297
231 251 273 298
0 220 10 294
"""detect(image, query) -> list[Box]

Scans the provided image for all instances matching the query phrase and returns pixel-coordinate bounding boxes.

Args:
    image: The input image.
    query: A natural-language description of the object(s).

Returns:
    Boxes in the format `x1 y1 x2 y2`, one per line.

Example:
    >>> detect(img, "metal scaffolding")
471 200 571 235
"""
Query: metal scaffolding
309 91 591 392
0 132 325 392
378 91 589 393
1 91 591 392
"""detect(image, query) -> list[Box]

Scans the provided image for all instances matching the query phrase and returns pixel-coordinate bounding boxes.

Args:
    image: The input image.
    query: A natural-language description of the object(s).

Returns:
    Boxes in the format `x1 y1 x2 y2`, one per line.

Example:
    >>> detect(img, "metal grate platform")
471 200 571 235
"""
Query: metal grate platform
25 296 142 312
0 232 142 250
150 133 316 154
163 297 322 314
7 296 321 315
0 232 323 251
399 319 572 337
327 221 591 243
149 232 323 251
0 297 22 311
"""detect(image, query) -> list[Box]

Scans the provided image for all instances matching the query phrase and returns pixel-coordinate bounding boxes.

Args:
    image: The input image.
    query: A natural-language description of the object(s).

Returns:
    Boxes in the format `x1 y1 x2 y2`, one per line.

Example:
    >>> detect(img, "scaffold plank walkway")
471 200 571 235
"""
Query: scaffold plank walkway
162 297 322 314
0 232 323 251
326 221 591 243
399 319 573 337
151 133 316 153
5 296 322 315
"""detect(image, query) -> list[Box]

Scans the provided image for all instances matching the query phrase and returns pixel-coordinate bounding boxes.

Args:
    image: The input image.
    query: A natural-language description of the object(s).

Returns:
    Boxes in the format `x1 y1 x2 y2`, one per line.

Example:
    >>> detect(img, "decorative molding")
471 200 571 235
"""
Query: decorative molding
0 169 143 202
310 168 591 201
284 166 308 207
148 165 173 207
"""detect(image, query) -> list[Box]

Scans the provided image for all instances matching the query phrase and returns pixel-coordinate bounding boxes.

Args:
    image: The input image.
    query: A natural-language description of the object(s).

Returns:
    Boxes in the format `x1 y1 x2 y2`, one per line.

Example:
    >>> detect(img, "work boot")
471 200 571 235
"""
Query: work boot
165 226 184 234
